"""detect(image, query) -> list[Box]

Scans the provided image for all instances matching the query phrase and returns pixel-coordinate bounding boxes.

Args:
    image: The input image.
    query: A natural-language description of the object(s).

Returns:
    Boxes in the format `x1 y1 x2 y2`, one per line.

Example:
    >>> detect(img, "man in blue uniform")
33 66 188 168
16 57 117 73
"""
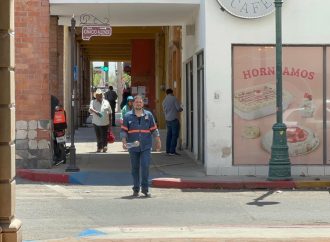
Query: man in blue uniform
121 95 161 197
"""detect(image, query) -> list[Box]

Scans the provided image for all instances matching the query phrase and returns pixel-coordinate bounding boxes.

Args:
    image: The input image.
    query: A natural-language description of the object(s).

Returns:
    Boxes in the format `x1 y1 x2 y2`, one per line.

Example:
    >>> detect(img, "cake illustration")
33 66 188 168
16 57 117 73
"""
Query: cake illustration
261 126 319 156
242 126 260 139
300 92 314 118
234 83 293 120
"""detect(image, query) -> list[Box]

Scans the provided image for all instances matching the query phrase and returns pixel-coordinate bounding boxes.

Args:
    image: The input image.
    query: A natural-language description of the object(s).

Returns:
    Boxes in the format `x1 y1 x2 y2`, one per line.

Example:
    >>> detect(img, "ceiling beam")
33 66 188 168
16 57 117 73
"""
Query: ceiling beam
78 39 132 45
76 26 163 35
76 33 157 41
77 26 163 62
89 56 131 62
81 45 131 50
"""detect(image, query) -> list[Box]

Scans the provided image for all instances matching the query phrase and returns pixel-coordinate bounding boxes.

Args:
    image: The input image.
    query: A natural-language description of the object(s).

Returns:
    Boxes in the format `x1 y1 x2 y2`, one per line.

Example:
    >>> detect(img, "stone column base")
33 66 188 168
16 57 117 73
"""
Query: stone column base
0 218 22 242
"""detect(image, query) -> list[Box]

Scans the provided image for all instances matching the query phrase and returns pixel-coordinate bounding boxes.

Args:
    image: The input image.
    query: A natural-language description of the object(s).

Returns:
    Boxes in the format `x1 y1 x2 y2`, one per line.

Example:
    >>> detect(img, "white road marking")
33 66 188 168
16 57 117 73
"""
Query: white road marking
45 185 84 200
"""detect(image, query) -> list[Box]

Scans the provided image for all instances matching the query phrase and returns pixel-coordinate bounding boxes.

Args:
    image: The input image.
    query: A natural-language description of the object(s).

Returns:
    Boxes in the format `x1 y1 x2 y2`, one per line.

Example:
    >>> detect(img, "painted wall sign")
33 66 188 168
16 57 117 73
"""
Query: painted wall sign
82 25 112 41
232 45 324 165
217 0 275 19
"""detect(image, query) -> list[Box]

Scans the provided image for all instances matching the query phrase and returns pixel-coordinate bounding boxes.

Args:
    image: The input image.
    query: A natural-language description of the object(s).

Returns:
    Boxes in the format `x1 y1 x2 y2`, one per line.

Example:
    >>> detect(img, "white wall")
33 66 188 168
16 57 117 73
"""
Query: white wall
182 0 330 175
182 5 204 61
181 1 205 159
202 0 330 175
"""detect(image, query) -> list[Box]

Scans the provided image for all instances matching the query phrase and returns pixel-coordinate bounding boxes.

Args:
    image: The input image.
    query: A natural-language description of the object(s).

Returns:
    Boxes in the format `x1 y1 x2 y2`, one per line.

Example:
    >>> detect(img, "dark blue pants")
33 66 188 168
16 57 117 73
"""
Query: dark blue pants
166 119 180 154
129 149 151 193
110 102 116 125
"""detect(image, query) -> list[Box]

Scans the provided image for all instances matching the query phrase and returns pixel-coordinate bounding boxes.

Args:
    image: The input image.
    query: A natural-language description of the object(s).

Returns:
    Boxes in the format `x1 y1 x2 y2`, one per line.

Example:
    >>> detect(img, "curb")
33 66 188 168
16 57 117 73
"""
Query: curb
17 169 69 184
151 178 330 190
16 169 132 185
295 180 330 189
17 170 330 189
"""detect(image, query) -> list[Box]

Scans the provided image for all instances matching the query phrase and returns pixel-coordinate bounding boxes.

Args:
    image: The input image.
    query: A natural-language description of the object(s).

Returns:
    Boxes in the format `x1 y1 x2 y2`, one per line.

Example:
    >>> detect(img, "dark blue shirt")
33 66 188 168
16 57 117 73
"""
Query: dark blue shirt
121 109 160 152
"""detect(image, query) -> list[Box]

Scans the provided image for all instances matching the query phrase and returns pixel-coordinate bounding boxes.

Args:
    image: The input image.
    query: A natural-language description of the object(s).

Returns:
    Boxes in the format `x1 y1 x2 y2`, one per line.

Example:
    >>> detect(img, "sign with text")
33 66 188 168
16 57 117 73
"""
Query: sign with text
82 25 112 41
217 0 275 19
232 45 324 166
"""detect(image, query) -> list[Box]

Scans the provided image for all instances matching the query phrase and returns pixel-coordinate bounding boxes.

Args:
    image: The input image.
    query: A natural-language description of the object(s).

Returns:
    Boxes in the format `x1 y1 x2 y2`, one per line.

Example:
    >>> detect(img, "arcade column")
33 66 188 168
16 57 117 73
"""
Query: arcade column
0 0 23 241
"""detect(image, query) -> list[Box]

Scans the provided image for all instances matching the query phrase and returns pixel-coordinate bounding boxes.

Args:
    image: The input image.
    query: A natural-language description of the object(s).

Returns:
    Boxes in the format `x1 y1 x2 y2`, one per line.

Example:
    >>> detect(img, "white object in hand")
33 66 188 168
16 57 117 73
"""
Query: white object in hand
126 141 140 148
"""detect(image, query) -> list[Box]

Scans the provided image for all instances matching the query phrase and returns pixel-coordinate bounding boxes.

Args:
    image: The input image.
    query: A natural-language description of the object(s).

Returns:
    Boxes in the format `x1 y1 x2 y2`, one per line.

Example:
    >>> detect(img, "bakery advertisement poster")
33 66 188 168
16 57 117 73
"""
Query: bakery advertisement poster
233 46 327 165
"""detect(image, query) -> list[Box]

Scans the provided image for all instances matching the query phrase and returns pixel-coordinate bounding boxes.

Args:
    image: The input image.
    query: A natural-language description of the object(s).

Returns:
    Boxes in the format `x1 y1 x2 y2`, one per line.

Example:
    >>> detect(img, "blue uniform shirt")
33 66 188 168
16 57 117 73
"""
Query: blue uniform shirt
121 109 160 152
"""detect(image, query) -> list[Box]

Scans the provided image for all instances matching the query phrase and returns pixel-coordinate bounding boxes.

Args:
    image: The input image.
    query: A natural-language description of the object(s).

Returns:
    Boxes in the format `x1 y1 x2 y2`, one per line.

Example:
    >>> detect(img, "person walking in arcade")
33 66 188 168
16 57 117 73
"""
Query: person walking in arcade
89 89 111 152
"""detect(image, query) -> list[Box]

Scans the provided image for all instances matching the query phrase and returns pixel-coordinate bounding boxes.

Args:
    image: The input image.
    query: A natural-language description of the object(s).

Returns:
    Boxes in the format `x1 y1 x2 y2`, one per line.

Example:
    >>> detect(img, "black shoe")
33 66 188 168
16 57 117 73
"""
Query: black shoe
133 191 139 197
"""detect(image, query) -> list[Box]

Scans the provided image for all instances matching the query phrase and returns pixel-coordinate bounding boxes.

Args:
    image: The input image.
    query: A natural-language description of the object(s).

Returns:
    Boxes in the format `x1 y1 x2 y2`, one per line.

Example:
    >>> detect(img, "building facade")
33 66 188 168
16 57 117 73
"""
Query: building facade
12 0 330 175
182 0 330 176
2 1 330 239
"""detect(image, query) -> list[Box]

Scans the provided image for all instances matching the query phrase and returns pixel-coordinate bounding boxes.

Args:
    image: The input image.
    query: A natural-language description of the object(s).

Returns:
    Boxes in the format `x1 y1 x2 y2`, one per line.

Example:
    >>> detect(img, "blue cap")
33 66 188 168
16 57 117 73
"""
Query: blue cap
127 96 134 101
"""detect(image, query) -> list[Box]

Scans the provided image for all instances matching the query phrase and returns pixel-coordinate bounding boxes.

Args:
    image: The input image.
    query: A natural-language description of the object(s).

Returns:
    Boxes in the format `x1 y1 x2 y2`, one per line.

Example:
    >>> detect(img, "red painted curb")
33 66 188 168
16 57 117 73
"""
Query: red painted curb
152 178 296 190
17 169 69 184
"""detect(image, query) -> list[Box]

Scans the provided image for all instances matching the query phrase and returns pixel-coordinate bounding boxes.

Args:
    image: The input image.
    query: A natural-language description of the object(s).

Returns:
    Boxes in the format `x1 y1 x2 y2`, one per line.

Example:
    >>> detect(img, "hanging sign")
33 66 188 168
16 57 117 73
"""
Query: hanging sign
80 13 112 41
82 25 112 41
217 0 275 19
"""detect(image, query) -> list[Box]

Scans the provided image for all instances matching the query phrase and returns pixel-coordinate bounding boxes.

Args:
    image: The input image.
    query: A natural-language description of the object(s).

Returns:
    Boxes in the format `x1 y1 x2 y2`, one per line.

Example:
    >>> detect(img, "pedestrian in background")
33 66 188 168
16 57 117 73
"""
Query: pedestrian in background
105 85 118 126
89 89 111 152
51 95 59 119
162 88 183 156
51 95 60 164
121 95 161 197
120 87 131 109
120 95 134 122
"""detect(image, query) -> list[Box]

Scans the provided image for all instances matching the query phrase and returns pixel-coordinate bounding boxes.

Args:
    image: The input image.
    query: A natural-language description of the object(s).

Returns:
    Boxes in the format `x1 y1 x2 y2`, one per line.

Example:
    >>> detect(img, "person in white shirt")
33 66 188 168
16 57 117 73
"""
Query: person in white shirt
89 89 111 152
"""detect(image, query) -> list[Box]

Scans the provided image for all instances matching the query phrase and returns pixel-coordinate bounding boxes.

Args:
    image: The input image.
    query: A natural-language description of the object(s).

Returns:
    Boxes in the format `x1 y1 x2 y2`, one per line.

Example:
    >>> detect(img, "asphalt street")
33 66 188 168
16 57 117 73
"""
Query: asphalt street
16 179 330 241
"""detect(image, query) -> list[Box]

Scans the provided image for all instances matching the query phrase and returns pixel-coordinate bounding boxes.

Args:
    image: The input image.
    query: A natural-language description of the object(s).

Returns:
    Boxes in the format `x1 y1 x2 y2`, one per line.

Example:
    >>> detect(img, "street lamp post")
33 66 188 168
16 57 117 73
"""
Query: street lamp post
268 0 291 180
66 15 80 172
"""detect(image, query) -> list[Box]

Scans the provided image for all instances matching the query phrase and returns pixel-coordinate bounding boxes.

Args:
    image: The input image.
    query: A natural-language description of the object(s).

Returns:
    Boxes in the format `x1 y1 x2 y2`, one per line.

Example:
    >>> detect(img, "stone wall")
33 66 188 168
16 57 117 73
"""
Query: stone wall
15 120 51 168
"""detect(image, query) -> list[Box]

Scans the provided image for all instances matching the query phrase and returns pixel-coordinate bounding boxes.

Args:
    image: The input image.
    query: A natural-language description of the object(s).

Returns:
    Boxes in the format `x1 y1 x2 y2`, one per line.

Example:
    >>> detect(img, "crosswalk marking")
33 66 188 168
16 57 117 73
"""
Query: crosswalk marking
45 185 84 200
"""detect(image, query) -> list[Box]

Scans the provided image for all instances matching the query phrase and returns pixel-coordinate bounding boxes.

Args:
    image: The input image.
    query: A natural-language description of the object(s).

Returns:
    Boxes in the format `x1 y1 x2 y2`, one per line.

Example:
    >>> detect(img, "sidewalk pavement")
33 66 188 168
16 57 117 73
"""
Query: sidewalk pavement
17 126 330 190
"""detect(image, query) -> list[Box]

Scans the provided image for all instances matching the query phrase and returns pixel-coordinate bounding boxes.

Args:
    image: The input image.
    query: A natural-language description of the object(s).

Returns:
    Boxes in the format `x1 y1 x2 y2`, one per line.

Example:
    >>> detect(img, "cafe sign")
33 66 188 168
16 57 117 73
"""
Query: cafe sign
82 25 112 41
217 0 275 19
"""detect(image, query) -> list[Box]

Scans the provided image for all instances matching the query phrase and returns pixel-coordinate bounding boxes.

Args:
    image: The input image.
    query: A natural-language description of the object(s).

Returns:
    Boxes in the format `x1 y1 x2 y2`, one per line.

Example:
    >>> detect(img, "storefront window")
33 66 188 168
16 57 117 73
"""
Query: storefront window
233 45 324 165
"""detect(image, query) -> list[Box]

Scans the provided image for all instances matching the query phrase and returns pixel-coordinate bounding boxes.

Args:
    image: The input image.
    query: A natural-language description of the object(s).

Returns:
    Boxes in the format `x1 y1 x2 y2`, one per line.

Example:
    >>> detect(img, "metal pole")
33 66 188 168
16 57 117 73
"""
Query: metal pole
66 15 80 172
268 0 291 180
104 61 109 85
275 0 283 125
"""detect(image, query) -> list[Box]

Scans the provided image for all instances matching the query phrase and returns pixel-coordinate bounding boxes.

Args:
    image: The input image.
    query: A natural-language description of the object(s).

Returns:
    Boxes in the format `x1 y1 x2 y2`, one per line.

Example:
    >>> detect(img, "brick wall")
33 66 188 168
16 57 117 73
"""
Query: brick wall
49 16 59 99
15 0 52 168
57 25 64 104
15 0 50 120
49 16 64 104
